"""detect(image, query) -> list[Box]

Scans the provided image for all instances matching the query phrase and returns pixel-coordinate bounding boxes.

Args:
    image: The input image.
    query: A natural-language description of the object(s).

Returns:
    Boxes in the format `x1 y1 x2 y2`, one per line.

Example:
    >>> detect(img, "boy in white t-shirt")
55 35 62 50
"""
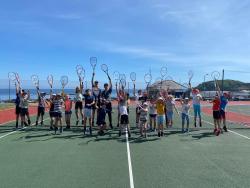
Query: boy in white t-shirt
180 98 191 133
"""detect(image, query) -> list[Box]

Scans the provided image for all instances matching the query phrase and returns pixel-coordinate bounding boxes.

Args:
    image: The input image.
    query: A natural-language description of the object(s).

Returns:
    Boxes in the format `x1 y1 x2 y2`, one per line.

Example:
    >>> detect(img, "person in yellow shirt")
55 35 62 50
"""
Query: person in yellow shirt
156 97 165 137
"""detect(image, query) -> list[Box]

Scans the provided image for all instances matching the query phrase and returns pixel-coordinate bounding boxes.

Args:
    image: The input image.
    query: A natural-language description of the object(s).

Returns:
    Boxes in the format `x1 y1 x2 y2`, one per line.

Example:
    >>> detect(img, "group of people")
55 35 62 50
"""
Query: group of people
14 74 229 137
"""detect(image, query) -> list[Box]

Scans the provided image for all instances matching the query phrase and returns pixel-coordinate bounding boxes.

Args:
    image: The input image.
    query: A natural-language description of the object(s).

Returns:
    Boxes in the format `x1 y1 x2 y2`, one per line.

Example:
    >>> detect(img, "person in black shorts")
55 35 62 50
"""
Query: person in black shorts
92 72 101 126
15 84 21 129
74 84 84 125
101 74 113 129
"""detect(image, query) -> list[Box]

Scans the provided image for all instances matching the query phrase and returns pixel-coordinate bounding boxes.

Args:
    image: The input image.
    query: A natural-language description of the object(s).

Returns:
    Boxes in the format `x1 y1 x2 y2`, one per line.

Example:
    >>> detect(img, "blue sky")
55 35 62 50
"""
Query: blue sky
1 0 250 88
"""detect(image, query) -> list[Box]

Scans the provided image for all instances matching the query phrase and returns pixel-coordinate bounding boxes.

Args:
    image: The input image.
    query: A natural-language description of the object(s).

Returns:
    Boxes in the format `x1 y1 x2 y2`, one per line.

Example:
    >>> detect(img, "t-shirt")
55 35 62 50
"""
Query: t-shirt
212 99 221 111
53 99 63 112
192 93 202 105
119 105 128 116
75 93 83 102
140 109 148 121
166 100 175 112
220 96 228 111
92 88 101 100
181 103 191 115
149 104 157 115
20 95 29 109
15 93 20 107
84 94 94 109
101 87 112 102
65 99 72 112
136 94 147 106
156 102 165 115
38 96 46 108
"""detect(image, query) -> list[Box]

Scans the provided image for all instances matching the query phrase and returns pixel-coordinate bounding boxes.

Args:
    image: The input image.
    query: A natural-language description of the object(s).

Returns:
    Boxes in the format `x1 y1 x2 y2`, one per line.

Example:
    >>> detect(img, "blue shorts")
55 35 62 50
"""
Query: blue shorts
193 104 201 117
182 113 189 122
84 108 92 118
157 115 165 125
167 111 173 121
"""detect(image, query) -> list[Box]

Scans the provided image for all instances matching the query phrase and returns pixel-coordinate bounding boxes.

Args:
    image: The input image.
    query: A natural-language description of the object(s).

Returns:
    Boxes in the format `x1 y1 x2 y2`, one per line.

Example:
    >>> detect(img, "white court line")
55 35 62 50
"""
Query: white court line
0 118 50 140
0 119 16 126
126 129 135 188
201 119 250 140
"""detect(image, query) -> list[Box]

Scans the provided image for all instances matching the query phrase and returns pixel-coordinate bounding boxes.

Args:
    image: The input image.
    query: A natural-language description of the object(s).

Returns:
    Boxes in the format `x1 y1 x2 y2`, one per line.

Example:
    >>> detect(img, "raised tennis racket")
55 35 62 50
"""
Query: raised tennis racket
101 64 109 76
31 74 39 88
211 71 220 88
130 72 136 95
61 75 68 89
144 73 152 85
90 57 97 73
188 70 194 84
8 72 17 83
47 74 53 89
76 65 85 82
120 78 126 89
113 71 120 83
160 66 168 78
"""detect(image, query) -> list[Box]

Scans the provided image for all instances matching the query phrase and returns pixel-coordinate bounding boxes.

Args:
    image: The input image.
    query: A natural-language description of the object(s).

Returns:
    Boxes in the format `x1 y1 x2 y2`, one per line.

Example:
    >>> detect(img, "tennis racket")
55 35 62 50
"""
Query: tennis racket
76 65 85 82
113 71 120 83
120 78 126 89
188 70 194 85
160 66 167 78
90 57 97 73
61 75 68 89
8 72 17 83
101 64 109 76
211 71 220 88
31 74 39 88
130 72 136 95
47 74 53 89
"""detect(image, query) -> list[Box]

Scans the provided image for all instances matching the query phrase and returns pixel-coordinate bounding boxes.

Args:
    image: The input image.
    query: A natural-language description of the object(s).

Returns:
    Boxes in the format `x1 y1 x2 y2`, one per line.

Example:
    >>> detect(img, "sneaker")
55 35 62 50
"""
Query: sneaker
110 124 113 129
83 127 86 135
119 131 122 137
128 131 131 138
216 129 221 136
223 126 228 132
158 132 160 137
194 122 197 127
50 126 54 130
54 127 58 134
41 121 43 126
28 120 31 125
199 121 202 127
89 127 92 136
185 128 189 133
35 121 38 126
59 127 63 133
220 128 223 134
182 128 185 133
213 128 217 134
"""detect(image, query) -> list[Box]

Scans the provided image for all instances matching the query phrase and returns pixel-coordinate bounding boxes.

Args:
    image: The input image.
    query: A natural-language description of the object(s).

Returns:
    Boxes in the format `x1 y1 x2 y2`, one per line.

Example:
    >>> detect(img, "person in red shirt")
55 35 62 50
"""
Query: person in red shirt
212 95 221 136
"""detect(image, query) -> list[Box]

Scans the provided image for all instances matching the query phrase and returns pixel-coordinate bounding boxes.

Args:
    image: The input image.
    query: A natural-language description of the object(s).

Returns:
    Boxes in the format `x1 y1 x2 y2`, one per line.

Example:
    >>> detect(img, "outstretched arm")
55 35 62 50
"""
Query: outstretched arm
91 72 95 87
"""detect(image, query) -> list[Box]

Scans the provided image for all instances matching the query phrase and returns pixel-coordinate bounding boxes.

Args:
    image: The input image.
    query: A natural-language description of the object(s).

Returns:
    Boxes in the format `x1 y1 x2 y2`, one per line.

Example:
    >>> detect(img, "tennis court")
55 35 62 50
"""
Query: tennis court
0 105 250 188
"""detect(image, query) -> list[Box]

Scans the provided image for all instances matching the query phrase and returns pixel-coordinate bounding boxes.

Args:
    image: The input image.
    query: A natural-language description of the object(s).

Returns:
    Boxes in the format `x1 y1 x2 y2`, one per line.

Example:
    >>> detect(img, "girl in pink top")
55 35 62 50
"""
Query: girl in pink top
65 95 73 129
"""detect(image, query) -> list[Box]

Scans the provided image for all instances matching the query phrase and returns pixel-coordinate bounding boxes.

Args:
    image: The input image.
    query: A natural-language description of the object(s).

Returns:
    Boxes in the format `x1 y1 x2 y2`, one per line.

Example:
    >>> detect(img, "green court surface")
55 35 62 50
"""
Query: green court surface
227 105 250 116
0 107 250 188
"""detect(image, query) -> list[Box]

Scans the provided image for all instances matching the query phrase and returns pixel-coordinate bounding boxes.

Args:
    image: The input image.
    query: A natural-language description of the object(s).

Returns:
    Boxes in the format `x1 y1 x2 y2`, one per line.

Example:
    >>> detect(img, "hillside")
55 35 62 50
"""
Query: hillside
196 79 250 91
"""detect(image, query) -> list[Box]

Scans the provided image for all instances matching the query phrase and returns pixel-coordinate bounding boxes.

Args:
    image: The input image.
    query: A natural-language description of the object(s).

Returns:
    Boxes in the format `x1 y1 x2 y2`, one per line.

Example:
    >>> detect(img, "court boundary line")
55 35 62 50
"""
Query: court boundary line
126 129 135 188
0 118 50 140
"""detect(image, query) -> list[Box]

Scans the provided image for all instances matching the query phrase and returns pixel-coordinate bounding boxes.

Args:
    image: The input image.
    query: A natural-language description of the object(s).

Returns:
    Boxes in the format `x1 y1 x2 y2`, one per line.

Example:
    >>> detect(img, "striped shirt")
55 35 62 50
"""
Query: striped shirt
53 99 63 112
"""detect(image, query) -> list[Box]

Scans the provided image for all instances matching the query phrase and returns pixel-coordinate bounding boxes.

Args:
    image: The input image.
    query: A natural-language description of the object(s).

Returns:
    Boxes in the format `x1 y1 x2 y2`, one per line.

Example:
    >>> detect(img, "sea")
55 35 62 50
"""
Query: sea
0 89 137 102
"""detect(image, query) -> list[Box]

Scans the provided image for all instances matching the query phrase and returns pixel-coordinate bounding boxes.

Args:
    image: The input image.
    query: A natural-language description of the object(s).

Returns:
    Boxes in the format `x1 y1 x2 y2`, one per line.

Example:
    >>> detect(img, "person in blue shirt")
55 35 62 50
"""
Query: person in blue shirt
101 74 113 129
83 89 95 135
220 93 229 132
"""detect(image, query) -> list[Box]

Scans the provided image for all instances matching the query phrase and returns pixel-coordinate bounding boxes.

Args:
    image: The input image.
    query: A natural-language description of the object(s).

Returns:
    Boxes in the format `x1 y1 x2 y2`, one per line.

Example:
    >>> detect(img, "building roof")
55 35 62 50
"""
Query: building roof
148 80 188 91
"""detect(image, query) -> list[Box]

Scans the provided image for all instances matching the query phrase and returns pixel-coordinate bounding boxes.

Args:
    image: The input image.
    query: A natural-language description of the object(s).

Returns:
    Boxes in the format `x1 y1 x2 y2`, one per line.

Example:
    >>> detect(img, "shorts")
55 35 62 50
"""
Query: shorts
75 101 83 110
15 106 21 115
84 108 92 118
181 113 189 123
54 112 62 118
150 114 157 118
220 110 226 119
193 104 201 117
136 107 140 114
167 111 173 121
120 115 129 124
38 107 45 116
49 111 55 118
65 111 72 115
21 108 29 116
213 111 220 120
157 115 165 125
139 120 147 127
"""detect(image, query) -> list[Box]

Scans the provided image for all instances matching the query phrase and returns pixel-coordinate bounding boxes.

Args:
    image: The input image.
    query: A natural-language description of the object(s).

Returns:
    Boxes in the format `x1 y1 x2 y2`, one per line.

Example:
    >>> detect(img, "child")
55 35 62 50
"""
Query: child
64 95 72 129
149 99 157 131
180 98 191 133
97 98 107 136
156 97 165 137
91 73 101 126
165 95 179 128
20 90 31 127
135 90 147 127
48 93 56 130
15 84 21 129
189 83 202 127
74 86 84 126
139 102 149 138
117 84 131 137
212 95 221 136
53 94 64 134
83 89 95 135
35 88 46 126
